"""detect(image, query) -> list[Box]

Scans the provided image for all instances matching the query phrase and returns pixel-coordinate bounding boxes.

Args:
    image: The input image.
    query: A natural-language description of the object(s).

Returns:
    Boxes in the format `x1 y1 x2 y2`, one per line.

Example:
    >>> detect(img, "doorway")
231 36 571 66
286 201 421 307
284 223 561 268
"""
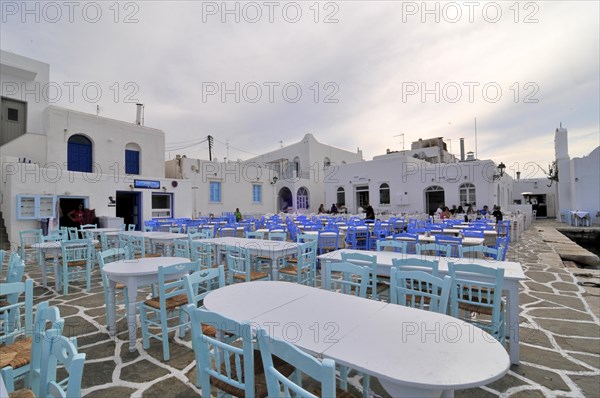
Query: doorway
58 197 87 228
116 191 142 230
277 187 293 212
425 186 445 216
355 185 370 212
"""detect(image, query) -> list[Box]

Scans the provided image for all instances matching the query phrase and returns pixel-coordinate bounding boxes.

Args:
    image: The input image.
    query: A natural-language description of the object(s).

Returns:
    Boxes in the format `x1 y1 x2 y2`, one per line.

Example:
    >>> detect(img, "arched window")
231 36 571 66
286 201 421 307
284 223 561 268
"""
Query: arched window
297 187 309 210
425 185 445 215
459 183 476 207
336 187 345 206
125 143 141 175
379 183 390 204
67 134 93 172
293 156 300 177
323 157 331 167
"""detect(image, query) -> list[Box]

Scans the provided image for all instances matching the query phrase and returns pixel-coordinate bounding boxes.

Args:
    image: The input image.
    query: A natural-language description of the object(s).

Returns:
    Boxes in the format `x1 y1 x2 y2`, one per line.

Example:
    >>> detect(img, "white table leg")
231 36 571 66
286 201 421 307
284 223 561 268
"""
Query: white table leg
107 280 116 337
53 252 60 292
507 282 520 364
126 279 139 352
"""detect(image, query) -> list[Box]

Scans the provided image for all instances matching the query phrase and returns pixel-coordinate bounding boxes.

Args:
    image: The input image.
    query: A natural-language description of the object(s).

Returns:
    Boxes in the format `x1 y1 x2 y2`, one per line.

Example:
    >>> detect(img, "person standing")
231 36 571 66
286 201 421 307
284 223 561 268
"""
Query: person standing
492 206 503 223
234 208 242 222
68 203 84 227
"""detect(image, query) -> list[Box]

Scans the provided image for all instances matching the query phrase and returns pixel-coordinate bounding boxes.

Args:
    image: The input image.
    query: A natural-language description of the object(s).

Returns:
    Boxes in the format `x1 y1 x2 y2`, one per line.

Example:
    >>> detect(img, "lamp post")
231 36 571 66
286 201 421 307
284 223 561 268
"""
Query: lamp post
493 162 506 181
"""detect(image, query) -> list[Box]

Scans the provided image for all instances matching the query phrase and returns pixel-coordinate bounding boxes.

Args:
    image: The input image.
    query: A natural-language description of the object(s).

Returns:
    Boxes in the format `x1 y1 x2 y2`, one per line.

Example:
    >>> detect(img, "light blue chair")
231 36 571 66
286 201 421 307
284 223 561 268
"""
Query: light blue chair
462 229 485 238
129 235 161 258
323 261 370 297
226 245 270 284
461 245 501 260
448 262 506 345
127 224 136 231
38 329 86 398
19 229 42 264
190 241 213 269
245 231 265 239
296 233 318 243
268 231 287 241
278 241 318 286
173 239 191 259
1 302 64 396
184 265 225 308
59 239 94 295
317 229 339 255
494 236 510 261
435 235 463 258
390 269 451 313
392 257 440 277
341 251 385 301
257 328 338 398
186 307 293 396
0 279 33 345
376 239 408 253
391 233 419 254
169 225 181 233
66 227 79 240
139 261 199 361
416 242 450 258
218 226 237 237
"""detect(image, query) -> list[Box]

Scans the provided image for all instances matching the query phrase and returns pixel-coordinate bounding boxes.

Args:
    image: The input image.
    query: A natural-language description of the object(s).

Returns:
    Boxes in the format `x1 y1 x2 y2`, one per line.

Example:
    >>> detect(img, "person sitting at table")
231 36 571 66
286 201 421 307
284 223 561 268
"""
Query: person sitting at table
330 203 338 214
318 204 325 214
440 207 452 219
457 205 464 214
480 205 490 216
365 204 375 220
449 205 458 215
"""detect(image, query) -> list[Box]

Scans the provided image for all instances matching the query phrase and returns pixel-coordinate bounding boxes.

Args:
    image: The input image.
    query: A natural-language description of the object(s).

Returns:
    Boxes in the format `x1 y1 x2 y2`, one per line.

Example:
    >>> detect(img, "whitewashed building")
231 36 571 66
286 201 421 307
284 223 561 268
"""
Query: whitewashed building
165 133 364 216
1 51 192 245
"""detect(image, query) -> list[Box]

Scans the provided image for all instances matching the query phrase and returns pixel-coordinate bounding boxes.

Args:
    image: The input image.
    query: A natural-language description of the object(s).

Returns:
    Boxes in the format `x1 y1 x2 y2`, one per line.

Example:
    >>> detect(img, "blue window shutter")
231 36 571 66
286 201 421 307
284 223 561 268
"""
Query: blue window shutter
125 150 140 175
68 141 92 172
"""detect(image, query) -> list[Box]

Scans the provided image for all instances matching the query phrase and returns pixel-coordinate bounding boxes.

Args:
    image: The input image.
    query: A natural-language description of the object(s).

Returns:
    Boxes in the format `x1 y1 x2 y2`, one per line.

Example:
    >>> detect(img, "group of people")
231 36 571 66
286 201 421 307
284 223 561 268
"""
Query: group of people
318 203 374 220
435 203 503 222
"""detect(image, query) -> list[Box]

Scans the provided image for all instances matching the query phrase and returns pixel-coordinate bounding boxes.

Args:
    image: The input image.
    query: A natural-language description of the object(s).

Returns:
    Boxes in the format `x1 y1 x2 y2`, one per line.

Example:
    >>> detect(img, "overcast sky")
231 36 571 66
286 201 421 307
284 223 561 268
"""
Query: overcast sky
2 1 598 177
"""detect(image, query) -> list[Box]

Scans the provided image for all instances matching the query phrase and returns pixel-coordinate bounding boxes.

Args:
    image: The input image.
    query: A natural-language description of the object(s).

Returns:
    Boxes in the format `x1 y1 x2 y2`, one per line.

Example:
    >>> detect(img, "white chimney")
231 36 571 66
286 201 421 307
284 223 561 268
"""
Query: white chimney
135 103 144 125
460 138 465 161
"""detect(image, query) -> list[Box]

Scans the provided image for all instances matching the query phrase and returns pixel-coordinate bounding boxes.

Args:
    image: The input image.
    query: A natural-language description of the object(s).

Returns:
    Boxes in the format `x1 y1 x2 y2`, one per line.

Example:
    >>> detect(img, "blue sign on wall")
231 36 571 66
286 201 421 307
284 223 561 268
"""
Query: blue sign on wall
134 179 160 189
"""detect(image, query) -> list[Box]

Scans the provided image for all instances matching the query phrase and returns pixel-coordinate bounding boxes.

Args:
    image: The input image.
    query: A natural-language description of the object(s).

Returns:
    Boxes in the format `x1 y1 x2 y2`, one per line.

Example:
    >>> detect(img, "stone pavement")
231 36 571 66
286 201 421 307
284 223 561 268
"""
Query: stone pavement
11 220 600 397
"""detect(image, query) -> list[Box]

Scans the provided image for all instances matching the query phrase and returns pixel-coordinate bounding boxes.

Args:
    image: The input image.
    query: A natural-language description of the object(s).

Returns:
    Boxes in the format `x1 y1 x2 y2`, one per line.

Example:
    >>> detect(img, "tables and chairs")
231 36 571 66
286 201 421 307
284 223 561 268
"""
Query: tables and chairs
37 329 85 398
341 251 386 301
18 229 42 265
570 211 591 226
0 279 32 345
204 281 510 397
277 241 318 287
318 249 526 365
322 261 370 297
102 256 192 352
225 245 270 284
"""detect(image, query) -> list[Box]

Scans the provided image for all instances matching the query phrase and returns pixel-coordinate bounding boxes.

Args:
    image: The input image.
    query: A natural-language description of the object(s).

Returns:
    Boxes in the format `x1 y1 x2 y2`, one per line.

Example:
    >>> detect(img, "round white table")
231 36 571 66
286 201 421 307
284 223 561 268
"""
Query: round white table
103 256 191 352
204 281 510 397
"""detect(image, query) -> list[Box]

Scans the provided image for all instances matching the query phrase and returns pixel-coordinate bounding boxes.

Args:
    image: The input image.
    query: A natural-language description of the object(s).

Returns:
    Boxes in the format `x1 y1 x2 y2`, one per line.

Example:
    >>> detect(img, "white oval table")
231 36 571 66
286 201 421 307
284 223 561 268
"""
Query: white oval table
103 256 190 352
204 281 510 397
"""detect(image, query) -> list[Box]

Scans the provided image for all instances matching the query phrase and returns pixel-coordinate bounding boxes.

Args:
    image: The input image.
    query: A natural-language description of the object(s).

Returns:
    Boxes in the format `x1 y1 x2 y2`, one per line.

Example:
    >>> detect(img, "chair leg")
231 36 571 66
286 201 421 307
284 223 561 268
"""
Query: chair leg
63 268 69 296
161 309 170 361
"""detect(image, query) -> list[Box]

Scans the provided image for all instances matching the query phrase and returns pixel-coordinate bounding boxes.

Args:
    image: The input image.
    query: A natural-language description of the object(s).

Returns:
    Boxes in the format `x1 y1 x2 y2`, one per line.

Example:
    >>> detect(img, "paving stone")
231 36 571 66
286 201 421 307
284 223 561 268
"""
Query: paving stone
146 339 194 370
519 328 553 348
63 315 102 338
571 375 600 398
519 293 541 305
80 340 117 361
536 319 600 338
569 352 600 369
84 387 137 398
521 345 592 372
120 343 141 363
121 359 169 383
509 389 547 397
526 271 557 283
547 267 571 275
528 308 594 321
511 364 570 391
55 304 79 316
455 387 498 398
77 332 111 347
86 307 108 317
524 281 554 293
530 292 587 311
141 377 197 398
68 293 106 308
554 335 600 355
527 300 562 309
558 273 575 282
486 372 527 393
551 281 582 292
81 360 116 389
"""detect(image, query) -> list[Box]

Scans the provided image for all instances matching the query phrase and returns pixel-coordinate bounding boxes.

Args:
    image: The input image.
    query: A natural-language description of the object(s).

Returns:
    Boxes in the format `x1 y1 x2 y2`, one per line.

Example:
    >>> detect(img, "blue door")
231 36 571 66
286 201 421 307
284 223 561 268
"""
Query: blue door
67 135 92 172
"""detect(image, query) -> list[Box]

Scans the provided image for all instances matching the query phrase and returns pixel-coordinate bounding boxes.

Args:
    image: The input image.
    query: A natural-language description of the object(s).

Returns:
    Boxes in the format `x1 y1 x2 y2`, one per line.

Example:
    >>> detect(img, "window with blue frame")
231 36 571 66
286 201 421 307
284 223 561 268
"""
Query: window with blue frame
125 149 140 175
67 134 93 172
252 184 262 203
210 181 221 202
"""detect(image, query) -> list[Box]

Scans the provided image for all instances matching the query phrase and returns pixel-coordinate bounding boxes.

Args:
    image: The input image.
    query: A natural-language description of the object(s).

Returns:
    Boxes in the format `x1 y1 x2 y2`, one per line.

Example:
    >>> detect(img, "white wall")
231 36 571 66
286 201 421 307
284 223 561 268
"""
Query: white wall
572 147 600 218
324 156 514 215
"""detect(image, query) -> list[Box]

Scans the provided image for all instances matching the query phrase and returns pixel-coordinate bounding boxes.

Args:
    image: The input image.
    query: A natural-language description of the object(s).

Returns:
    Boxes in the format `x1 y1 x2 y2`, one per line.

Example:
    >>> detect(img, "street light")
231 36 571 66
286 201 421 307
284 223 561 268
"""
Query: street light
493 162 506 181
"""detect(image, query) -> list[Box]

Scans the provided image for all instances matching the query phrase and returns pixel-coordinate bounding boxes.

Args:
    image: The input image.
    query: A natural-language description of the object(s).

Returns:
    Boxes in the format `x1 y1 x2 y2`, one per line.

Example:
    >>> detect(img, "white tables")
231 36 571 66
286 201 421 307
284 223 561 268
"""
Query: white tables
202 237 298 279
318 249 526 365
570 211 590 226
80 227 121 238
204 281 510 397
389 234 485 246
103 256 190 352
106 231 189 254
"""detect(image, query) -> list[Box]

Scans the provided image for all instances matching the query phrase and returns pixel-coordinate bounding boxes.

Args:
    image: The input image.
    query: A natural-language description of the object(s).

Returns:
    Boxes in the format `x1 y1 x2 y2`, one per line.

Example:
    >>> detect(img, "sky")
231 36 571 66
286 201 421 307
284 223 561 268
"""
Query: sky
1 0 599 178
